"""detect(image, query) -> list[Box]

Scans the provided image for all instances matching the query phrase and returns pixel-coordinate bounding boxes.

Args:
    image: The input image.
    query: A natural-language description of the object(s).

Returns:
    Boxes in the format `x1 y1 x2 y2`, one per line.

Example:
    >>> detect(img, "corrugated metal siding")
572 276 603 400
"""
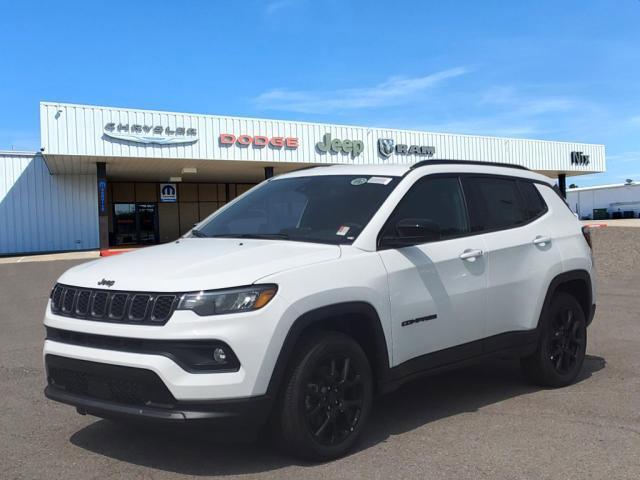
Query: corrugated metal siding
567 184 640 218
40 102 606 173
0 152 98 255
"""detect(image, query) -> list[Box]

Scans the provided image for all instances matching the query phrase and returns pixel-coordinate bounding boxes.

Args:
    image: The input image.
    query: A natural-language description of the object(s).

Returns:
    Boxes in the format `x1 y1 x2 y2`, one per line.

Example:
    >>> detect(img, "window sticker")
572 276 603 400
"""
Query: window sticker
367 176 393 185
336 226 351 236
350 178 368 186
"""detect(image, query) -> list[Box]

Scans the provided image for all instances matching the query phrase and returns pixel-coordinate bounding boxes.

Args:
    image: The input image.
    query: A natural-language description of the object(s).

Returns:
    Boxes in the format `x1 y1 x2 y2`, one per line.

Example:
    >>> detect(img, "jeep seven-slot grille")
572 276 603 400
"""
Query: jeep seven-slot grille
50 284 180 325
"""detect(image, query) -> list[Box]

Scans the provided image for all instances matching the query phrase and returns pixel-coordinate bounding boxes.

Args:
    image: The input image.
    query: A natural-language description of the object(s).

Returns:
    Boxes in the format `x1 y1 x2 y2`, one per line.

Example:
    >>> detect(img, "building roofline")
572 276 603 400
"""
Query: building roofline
568 182 638 192
40 101 606 148
0 150 38 156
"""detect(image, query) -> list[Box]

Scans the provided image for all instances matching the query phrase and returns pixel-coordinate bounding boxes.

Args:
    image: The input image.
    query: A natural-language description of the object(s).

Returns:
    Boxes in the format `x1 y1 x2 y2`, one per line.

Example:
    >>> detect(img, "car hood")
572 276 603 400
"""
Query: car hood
58 238 341 292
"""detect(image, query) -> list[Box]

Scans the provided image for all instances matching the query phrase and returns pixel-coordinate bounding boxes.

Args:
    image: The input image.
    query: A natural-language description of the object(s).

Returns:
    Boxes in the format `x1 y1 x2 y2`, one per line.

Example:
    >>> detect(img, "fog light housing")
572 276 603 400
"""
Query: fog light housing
213 347 227 364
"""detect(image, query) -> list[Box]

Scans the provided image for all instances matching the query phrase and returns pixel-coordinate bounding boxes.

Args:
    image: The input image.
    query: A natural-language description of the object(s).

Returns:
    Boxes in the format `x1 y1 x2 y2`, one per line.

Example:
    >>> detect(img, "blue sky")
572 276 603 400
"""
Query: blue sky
1 0 639 186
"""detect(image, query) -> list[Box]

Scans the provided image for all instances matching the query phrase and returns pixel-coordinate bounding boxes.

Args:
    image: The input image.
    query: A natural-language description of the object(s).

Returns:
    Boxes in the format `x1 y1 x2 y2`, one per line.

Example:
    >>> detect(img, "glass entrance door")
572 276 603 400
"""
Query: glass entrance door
136 203 158 244
113 203 158 246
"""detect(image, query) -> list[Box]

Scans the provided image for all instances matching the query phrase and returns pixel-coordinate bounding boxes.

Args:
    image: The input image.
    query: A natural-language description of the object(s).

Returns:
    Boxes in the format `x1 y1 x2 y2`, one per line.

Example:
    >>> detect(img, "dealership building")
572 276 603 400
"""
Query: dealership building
0 102 605 255
567 181 640 219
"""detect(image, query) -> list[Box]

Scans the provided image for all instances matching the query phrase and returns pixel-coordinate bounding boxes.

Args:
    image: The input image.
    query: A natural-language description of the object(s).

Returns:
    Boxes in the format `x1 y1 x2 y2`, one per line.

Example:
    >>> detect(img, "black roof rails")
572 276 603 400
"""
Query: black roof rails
410 159 529 171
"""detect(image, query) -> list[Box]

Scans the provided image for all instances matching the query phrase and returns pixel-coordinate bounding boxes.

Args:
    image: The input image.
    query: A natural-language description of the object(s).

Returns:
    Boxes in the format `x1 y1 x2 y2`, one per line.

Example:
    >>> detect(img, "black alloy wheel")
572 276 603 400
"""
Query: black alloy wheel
548 306 585 375
277 331 373 461
521 292 587 387
304 355 364 446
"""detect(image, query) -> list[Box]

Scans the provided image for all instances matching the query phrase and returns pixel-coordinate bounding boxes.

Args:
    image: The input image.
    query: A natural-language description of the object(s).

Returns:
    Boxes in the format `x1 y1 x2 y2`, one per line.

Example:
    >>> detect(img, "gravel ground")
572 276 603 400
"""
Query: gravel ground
590 227 640 280
0 229 639 480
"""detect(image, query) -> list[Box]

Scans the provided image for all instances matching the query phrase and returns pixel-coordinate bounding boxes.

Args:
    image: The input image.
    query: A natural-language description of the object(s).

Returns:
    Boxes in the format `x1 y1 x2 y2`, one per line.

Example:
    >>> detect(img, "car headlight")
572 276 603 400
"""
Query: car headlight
177 285 277 316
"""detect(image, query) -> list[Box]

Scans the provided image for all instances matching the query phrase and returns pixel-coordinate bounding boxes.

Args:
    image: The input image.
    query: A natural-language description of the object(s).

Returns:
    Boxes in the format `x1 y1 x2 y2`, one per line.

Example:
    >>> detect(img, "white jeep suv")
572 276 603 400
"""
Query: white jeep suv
44 161 596 460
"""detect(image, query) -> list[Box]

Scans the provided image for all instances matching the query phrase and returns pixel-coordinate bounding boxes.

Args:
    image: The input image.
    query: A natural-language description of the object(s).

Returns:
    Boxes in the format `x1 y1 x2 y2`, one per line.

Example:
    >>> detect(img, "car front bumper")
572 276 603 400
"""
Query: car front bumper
44 353 273 426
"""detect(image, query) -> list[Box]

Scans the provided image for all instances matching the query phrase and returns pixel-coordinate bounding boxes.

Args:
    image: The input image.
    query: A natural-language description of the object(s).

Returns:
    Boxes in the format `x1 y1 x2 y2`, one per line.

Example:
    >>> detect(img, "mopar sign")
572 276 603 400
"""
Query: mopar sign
160 183 177 202
97 179 107 215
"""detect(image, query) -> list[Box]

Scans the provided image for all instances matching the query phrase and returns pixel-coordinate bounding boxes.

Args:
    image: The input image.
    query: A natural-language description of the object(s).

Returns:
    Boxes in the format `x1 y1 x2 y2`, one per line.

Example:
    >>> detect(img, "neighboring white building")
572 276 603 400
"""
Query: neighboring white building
0 101 606 255
567 182 640 219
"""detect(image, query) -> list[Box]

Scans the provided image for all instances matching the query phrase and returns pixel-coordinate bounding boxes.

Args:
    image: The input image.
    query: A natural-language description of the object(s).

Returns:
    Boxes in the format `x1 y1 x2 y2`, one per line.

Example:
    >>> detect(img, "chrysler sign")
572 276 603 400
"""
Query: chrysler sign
104 123 198 145
378 138 435 158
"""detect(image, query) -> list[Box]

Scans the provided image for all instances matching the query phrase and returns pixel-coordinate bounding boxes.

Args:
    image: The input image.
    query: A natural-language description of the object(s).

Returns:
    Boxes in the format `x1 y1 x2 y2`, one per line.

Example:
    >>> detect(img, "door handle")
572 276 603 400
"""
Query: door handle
533 235 552 246
459 249 484 261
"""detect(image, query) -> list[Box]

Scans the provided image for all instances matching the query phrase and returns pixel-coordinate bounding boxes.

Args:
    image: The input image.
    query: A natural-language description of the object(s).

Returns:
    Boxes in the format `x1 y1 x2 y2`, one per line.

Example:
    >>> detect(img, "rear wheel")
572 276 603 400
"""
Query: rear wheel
277 331 373 461
522 292 587 387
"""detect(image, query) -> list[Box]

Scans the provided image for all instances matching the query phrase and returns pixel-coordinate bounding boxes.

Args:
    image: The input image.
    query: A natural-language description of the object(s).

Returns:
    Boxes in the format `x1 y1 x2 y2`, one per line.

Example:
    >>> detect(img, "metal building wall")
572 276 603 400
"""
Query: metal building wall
40 102 606 174
0 152 99 255
567 184 640 218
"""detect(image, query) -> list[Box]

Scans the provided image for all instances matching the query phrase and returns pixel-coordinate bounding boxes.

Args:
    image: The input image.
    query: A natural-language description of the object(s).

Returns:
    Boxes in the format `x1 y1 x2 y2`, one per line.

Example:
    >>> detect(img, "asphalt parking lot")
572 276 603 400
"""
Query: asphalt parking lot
1 227 639 480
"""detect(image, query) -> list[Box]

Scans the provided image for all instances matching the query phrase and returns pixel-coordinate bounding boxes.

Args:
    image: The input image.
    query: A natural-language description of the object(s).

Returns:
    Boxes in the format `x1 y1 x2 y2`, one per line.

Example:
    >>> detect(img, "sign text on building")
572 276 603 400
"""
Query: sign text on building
104 123 198 145
571 151 590 166
219 134 298 149
378 138 435 158
316 133 364 157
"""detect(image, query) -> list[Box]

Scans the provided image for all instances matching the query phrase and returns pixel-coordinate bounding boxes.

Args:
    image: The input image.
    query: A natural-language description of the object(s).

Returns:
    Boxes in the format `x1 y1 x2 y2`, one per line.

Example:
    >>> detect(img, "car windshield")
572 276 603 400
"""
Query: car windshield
194 175 401 245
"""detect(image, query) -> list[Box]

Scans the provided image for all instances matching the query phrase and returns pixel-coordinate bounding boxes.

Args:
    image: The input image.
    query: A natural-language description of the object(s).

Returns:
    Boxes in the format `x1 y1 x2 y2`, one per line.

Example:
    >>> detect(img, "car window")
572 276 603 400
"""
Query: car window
517 181 548 219
462 176 528 231
382 176 469 242
196 175 401 245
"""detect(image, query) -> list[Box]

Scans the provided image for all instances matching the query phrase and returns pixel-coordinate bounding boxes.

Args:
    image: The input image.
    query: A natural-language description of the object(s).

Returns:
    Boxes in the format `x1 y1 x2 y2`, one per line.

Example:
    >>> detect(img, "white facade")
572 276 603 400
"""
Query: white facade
40 102 605 180
0 101 607 256
0 151 99 255
567 182 640 219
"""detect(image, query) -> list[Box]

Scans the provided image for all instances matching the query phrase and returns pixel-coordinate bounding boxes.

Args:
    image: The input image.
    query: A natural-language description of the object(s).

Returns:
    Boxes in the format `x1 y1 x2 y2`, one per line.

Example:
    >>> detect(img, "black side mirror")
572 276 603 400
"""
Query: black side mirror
383 218 441 247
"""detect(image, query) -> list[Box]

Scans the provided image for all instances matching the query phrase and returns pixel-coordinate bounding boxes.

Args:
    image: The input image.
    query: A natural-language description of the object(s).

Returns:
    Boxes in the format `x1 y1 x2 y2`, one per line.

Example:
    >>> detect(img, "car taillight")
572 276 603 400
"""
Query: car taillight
582 226 592 249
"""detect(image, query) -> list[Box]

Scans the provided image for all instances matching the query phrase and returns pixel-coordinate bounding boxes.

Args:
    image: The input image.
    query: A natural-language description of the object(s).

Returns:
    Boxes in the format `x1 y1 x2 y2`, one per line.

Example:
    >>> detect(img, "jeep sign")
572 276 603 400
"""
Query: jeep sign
316 133 364 157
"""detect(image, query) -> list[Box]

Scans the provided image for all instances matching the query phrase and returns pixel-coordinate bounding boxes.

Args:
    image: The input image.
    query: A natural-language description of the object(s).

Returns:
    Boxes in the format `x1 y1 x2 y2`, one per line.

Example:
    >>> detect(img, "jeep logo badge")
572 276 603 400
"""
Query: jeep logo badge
97 279 115 287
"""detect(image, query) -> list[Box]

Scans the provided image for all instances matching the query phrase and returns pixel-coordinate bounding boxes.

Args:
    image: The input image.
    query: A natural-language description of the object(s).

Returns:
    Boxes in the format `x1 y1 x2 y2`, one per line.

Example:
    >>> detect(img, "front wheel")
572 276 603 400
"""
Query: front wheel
521 292 587 387
277 331 373 461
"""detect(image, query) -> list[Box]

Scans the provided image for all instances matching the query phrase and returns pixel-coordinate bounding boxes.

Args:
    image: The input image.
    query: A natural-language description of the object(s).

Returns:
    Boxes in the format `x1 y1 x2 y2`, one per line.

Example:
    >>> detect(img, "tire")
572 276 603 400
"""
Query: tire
521 292 587 387
277 331 373 461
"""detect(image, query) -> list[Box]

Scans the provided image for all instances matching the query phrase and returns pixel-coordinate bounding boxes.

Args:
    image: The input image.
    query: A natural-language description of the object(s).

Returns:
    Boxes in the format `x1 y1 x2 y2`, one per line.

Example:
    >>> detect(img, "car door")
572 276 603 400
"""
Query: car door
460 176 563 337
377 175 489 366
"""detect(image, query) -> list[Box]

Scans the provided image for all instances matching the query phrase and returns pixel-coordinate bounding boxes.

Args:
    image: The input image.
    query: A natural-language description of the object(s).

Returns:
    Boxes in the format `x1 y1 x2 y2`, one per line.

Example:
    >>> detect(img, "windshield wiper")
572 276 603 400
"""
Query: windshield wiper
190 229 209 238
209 233 290 240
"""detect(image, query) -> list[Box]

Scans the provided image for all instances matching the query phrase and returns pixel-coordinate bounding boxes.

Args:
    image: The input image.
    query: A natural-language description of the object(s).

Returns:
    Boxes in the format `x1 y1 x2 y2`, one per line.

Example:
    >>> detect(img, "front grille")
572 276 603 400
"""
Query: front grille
109 293 128 319
50 284 179 325
129 294 150 321
75 290 91 316
92 292 108 317
152 295 175 322
62 288 76 313
46 354 175 407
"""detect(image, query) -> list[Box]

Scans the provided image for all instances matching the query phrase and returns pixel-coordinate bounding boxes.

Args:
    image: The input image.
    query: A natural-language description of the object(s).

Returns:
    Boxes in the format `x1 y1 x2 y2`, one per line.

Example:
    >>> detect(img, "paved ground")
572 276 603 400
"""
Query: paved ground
582 218 640 228
1 228 639 479
0 250 99 264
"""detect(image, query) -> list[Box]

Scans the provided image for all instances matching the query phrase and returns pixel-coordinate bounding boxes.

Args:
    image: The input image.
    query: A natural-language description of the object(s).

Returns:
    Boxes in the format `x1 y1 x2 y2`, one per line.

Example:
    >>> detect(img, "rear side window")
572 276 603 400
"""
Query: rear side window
517 181 548 219
462 176 528 231
382 176 469 241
